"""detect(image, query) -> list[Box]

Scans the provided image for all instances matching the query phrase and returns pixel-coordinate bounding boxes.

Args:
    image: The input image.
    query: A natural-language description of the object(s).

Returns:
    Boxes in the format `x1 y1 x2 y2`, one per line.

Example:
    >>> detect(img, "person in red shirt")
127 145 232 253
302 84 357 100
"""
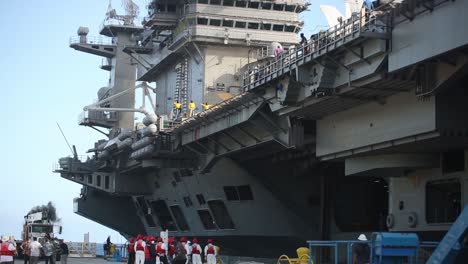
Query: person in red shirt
190 239 202 264
155 237 167 264
204 239 217 264
0 235 16 264
127 238 135 264
134 235 146 264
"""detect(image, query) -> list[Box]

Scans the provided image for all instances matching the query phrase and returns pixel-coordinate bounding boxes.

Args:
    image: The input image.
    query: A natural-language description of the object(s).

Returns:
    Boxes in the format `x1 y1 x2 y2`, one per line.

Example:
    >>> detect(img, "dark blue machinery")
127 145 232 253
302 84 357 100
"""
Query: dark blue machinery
306 206 468 263
307 236 437 264
371 232 419 264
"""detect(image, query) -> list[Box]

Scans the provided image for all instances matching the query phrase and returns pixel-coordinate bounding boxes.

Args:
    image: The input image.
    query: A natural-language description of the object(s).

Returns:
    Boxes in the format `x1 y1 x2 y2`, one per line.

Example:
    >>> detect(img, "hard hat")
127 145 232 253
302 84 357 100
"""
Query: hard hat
1 236 8 242
207 239 213 244
180 237 187 243
130 238 135 243
193 238 198 244
157 237 163 243
358 234 368 241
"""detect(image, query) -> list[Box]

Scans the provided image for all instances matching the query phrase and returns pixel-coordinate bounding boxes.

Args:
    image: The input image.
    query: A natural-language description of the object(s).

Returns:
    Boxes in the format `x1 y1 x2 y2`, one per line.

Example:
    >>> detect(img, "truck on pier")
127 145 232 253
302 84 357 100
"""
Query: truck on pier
22 211 62 243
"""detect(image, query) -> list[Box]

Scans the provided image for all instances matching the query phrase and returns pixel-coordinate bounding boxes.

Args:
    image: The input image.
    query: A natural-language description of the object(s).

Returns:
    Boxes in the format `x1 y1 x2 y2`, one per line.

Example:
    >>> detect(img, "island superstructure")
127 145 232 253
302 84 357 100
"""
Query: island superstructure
56 0 468 258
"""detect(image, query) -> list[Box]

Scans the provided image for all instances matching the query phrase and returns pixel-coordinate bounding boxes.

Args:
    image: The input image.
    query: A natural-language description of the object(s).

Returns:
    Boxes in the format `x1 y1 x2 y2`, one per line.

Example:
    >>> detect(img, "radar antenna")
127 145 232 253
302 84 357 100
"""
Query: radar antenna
105 0 140 26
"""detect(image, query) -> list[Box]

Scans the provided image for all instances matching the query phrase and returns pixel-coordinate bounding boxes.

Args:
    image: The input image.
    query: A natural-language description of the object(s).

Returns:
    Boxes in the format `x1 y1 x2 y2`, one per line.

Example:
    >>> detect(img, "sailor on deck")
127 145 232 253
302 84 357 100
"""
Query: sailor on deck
204 239 217 264
155 237 167 264
188 101 196 117
201 102 212 111
174 101 182 118
135 235 146 264
190 239 202 264
185 240 192 264
0 235 16 264
127 238 136 264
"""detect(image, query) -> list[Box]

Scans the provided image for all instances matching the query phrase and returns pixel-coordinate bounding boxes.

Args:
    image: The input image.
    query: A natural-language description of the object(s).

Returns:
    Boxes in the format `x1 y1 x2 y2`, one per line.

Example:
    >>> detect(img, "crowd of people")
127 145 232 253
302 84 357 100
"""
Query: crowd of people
126 235 218 264
0 235 69 264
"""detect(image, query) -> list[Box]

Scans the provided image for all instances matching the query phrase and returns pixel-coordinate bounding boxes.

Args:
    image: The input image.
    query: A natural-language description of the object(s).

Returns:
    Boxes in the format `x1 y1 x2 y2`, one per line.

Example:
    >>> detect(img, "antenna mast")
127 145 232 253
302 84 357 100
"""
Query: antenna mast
105 0 140 25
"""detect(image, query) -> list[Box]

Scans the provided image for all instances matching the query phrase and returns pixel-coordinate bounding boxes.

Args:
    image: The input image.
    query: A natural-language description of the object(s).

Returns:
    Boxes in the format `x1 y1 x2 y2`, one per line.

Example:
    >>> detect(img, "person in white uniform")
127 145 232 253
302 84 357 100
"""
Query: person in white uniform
134 235 146 264
190 239 202 264
203 239 217 264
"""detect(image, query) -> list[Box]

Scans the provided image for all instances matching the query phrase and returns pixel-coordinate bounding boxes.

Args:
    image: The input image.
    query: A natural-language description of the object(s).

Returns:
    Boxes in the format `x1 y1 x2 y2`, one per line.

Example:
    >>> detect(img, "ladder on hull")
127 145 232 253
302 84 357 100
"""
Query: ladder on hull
172 58 188 119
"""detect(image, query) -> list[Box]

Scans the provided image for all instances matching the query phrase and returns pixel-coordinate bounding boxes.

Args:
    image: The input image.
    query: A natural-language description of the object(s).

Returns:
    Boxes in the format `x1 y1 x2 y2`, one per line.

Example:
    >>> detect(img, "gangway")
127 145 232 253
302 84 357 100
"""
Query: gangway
426 205 468 264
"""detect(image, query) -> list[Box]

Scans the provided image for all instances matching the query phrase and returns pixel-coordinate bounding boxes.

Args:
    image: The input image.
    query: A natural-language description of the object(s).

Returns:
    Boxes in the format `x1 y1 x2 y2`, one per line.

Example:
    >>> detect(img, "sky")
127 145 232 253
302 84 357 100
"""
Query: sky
0 0 344 243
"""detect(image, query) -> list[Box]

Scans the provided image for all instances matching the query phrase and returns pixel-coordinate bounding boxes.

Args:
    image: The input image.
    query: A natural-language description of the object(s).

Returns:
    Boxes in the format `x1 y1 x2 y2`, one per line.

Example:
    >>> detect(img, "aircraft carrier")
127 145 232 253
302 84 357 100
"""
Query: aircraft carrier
55 0 468 259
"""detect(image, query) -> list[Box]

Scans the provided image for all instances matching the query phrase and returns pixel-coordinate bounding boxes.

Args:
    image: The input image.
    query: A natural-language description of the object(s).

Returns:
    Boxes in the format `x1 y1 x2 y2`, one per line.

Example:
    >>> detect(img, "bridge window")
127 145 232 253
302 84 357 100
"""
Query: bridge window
197 17 208 25
248 2 259 9
261 23 271 31
170 205 190 231
96 175 101 187
235 1 247 7
210 19 222 26
248 22 259 30
442 151 465 174
87 175 92 184
426 179 461 224
151 200 177 231
210 0 221 5
223 0 234 6
196 194 206 205
273 4 284 11
235 21 246 28
156 4 165 12
273 24 284 32
285 25 296 32
261 3 272 10
208 200 235 229
223 20 234 27
285 5 295 12
197 210 217 230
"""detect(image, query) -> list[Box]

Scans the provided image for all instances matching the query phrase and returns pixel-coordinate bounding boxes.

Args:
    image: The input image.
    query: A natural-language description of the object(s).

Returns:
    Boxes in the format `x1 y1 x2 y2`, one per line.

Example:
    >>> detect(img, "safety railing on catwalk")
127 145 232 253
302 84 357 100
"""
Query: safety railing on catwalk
242 9 391 90
69 36 117 46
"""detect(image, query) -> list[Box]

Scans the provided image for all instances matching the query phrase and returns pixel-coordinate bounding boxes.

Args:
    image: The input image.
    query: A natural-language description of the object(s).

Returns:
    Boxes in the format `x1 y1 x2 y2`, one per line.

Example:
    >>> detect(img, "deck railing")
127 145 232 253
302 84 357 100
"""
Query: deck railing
242 10 391 90
69 36 116 46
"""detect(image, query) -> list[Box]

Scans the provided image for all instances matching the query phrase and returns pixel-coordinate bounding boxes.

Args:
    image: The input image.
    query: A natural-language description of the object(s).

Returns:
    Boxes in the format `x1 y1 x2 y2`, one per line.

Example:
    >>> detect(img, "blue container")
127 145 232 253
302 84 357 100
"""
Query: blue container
371 232 419 264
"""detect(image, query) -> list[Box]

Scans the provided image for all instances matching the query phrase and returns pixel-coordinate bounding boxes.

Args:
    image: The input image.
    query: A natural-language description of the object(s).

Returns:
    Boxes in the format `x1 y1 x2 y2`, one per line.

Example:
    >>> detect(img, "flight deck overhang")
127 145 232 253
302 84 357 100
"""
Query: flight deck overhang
73 188 145 237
